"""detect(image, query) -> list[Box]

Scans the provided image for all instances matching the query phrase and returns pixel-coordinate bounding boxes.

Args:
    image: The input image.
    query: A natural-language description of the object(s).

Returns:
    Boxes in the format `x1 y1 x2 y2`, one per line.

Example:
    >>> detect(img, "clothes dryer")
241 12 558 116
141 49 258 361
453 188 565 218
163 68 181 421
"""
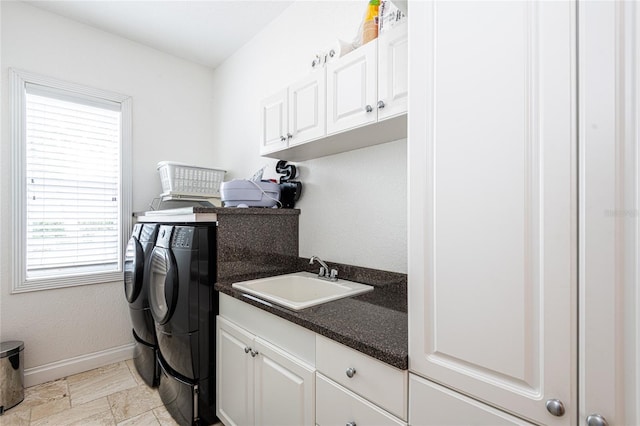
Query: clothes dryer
124 223 160 387
148 224 217 425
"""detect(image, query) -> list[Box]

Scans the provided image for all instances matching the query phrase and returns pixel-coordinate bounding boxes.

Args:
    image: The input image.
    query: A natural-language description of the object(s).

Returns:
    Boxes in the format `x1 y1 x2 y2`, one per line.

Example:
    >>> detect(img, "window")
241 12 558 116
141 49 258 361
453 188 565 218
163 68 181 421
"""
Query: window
10 69 132 292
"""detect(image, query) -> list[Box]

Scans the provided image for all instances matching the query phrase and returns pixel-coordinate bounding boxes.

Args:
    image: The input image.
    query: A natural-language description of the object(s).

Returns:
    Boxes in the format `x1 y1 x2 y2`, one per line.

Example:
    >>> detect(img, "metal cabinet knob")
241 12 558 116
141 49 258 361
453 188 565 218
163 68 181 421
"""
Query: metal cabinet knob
346 422 356 426
345 367 356 378
250 349 259 357
280 136 286 142
377 100 385 109
287 133 293 139
365 105 373 113
546 399 566 417
244 347 251 354
586 414 609 426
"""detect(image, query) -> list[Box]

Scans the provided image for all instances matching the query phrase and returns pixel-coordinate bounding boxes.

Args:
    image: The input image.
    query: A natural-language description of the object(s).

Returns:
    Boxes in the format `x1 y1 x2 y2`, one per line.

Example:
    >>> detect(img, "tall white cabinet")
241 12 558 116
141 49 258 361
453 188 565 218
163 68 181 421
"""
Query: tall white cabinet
408 1 639 425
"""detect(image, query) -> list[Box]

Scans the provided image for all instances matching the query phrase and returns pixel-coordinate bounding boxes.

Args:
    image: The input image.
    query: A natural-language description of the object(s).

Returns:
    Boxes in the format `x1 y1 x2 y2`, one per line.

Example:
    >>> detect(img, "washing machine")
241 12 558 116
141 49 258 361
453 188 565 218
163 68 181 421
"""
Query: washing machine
148 224 218 425
124 223 160 387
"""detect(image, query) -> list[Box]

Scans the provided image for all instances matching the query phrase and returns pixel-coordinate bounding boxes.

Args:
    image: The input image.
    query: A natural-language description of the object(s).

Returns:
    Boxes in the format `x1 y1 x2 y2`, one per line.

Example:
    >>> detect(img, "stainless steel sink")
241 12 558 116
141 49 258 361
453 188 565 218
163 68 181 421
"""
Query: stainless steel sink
231 272 374 311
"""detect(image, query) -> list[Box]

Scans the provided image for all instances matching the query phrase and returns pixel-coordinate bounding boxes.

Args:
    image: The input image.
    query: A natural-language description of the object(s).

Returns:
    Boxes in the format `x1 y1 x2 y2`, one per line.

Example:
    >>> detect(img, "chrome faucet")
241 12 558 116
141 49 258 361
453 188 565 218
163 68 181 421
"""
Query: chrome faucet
309 256 338 281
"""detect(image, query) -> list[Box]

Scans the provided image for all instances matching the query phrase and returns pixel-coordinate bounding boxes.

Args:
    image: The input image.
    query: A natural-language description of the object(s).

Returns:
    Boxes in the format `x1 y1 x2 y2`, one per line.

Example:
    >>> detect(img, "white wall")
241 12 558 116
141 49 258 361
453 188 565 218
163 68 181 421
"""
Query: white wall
0 0 407 385
210 1 408 273
0 2 216 384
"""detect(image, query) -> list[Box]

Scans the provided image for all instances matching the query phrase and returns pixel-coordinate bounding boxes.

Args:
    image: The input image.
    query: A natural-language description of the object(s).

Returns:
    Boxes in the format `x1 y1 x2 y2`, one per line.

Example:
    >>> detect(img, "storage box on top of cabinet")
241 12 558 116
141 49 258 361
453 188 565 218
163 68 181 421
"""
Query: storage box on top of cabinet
157 161 226 198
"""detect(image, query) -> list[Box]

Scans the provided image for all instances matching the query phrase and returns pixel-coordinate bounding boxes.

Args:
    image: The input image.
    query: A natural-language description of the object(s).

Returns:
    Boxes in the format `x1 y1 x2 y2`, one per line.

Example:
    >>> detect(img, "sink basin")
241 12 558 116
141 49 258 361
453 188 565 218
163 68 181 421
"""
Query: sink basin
231 272 374 311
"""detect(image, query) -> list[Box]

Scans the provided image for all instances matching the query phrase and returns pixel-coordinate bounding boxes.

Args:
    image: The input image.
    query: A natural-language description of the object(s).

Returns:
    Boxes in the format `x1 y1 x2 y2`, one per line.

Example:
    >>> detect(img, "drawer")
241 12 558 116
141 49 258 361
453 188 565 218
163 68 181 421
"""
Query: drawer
409 374 536 426
316 373 406 426
315 335 408 420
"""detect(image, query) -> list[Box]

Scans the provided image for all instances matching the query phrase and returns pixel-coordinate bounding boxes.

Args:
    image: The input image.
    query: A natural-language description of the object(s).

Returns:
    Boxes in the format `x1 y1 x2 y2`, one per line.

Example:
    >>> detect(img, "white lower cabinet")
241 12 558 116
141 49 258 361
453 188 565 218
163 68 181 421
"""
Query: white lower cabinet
217 294 410 426
316 374 405 426
217 315 254 426
409 374 534 426
253 337 315 426
316 335 407 421
216 316 315 426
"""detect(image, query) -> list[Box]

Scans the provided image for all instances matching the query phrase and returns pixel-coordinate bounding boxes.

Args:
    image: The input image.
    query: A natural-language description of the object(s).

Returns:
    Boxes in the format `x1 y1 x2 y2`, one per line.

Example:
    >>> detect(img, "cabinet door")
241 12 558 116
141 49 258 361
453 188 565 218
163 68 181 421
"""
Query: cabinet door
409 374 534 426
253 337 315 426
260 88 288 155
288 70 326 147
408 2 576 425
326 40 377 135
579 2 640 425
217 317 255 426
377 22 408 121
316 374 406 426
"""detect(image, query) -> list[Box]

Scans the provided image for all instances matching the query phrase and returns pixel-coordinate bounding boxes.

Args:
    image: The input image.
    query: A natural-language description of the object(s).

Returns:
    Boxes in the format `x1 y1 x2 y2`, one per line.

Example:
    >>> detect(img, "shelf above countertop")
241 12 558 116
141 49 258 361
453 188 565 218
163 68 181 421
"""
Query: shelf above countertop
134 207 300 223
261 113 407 162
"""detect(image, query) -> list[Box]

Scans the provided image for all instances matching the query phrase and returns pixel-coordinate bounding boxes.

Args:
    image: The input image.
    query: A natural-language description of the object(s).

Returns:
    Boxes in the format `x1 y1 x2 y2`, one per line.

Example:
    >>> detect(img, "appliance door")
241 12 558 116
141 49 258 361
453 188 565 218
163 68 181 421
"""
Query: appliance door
124 236 144 303
148 246 178 325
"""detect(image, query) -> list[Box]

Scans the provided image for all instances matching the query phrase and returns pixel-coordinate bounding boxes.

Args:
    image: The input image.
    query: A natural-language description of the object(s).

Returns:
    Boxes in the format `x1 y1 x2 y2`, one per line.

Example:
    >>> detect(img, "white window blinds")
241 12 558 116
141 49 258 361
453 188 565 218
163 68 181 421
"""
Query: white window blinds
11 69 132 292
25 84 122 278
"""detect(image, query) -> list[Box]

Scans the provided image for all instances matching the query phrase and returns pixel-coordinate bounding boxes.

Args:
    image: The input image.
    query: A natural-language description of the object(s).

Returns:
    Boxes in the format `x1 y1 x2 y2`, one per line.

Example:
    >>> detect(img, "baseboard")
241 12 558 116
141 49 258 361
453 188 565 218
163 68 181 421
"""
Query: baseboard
24 343 135 387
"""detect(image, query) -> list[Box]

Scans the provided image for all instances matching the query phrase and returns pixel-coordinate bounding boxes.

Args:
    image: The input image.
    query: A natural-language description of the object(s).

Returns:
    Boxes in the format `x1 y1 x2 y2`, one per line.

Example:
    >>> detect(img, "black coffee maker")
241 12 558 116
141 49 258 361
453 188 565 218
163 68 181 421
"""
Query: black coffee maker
276 161 302 208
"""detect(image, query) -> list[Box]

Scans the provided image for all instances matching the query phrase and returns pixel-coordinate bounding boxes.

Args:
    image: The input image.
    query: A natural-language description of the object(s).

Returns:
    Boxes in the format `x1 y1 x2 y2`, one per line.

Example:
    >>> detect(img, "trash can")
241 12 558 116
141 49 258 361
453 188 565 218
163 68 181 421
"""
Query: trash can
0 341 24 414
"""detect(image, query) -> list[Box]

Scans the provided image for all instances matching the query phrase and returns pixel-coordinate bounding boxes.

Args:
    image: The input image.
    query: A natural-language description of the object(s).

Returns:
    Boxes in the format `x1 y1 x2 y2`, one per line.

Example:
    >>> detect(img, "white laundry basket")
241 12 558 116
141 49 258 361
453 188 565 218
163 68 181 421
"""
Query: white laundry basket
157 161 226 198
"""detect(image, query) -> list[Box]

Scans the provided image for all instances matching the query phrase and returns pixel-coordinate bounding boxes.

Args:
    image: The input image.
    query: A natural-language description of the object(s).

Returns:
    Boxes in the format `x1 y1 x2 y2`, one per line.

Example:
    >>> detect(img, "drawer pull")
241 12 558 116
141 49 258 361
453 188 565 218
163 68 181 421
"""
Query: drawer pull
346 422 356 426
345 367 356 378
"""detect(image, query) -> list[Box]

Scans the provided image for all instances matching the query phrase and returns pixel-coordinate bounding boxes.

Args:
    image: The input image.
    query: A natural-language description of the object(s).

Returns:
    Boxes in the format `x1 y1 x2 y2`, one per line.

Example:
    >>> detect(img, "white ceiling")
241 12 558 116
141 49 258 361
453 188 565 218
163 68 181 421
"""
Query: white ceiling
23 0 295 69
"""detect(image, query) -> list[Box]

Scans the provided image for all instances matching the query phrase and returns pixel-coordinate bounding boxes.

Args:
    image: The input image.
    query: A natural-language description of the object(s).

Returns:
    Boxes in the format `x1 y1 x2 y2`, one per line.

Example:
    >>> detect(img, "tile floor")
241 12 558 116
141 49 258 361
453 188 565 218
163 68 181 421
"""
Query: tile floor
0 360 218 426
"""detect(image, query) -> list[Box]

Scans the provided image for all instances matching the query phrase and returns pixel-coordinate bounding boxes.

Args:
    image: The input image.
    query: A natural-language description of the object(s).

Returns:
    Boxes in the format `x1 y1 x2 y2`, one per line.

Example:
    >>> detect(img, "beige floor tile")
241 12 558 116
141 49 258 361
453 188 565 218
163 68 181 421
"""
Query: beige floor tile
0 409 30 426
108 385 162 423
15 378 68 414
117 411 160 426
30 396 71 422
0 377 70 425
30 397 111 426
66 410 116 426
151 407 179 426
124 359 146 386
68 362 137 406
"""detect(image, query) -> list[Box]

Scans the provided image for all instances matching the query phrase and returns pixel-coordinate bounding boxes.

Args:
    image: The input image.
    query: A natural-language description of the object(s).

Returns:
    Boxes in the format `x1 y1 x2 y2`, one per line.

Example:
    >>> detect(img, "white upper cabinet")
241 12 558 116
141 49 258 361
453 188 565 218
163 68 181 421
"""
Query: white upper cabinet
261 23 408 161
408 1 576 425
377 21 408 121
260 70 326 156
326 39 378 135
259 88 288 155
288 70 326 146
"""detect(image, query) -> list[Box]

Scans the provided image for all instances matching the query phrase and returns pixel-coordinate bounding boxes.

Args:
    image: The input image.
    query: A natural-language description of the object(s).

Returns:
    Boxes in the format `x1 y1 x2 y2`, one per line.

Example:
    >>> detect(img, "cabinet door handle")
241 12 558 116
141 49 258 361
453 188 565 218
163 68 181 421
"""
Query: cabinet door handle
280 136 286 142
345 367 356 378
377 100 385 109
546 399 565 417
250 349 259 357
287 133 293 139
365 105 373 113
244 347 251 354
586 414 609 426
346 422 356 426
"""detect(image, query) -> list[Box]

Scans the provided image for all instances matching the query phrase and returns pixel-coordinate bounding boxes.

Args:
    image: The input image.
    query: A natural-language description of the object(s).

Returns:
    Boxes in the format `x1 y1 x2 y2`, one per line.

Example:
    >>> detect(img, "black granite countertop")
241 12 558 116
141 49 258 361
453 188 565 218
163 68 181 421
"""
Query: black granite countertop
215 260 408 370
